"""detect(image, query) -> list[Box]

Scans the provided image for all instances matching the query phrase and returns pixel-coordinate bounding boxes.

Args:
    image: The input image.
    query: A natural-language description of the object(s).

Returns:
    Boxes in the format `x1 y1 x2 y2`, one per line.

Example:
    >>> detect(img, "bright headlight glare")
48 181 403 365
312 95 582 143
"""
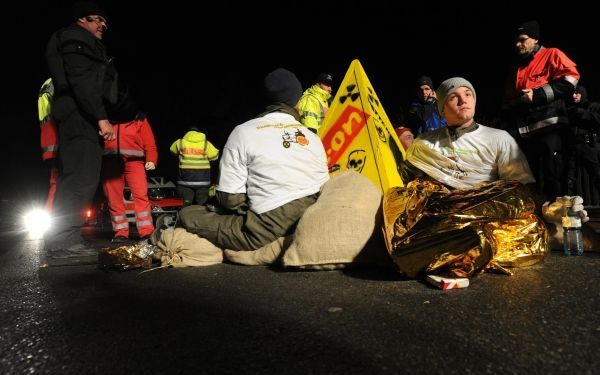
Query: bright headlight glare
24 209 51 235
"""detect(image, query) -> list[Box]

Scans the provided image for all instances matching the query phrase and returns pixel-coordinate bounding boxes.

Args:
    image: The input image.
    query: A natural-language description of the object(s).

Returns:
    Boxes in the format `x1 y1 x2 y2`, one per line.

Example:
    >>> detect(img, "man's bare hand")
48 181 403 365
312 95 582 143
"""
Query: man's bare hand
542 196 589 224
98 119 115 141
520 89 534 104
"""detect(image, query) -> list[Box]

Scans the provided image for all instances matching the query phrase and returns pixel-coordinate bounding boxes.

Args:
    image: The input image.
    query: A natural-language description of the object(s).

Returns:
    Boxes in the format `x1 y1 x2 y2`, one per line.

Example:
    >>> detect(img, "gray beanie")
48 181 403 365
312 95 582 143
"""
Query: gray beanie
436 77 476 114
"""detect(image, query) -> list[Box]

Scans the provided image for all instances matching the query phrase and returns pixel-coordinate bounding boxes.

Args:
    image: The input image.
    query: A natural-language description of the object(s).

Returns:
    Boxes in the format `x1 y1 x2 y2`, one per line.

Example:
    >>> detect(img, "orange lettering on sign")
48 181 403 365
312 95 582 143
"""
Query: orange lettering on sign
321 106 369 166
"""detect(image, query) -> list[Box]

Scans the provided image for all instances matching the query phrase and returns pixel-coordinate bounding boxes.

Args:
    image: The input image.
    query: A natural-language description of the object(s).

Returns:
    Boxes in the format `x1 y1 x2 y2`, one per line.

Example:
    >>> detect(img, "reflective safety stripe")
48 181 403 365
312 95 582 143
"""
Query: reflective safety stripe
564 75 579 86
307 94 325 118
518 116 566 137
179 160 210 168
542 84 554 102
136 220 153 228
113 222 129 230
112 214 127 221
120 149 145 157
302 111 320 120
43 145 58 153
104 149 145 157
177 180 211 186
135 211 152 218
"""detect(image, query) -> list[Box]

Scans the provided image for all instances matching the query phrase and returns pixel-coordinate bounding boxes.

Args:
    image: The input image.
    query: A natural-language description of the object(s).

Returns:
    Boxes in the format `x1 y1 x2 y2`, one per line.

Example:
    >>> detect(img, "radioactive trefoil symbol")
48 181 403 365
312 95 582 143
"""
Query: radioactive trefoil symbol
339 84 360 104
367 87 386 142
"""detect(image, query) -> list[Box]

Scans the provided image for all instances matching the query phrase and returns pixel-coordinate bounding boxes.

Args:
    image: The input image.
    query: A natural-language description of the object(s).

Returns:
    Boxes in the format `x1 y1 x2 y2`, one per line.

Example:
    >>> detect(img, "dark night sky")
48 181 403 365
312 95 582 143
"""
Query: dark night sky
2 0 598 203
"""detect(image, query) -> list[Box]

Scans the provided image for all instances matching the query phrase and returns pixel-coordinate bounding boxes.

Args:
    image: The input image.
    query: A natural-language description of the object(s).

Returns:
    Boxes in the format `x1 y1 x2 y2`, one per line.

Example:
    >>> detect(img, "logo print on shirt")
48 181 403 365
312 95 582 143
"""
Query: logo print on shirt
282 129 309 148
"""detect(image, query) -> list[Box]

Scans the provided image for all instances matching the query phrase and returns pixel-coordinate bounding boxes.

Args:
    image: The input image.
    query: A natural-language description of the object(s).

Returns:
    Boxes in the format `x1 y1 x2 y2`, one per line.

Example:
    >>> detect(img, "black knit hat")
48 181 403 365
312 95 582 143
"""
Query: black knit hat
416 75 434 89
575 85 588 101
316 73 333 86
72 1 107 20
264 68 302 107
516 20 540 40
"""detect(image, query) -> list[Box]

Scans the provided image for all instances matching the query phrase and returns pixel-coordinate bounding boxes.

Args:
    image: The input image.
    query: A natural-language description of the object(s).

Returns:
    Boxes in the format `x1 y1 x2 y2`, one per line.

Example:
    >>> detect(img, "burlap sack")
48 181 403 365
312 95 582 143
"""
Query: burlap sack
223 236 292 265
282 170 386 269
158 228 223 267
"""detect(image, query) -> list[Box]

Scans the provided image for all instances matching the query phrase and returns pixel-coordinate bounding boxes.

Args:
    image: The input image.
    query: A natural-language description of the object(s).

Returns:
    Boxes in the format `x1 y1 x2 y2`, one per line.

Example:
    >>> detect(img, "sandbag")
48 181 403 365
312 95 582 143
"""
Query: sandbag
283 170 389 269
157 228 223 267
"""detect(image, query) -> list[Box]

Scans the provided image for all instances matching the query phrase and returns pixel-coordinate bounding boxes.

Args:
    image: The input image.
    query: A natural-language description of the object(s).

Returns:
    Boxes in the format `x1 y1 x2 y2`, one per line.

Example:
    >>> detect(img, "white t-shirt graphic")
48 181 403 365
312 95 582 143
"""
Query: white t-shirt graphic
406 124 535 189
218 112 329 214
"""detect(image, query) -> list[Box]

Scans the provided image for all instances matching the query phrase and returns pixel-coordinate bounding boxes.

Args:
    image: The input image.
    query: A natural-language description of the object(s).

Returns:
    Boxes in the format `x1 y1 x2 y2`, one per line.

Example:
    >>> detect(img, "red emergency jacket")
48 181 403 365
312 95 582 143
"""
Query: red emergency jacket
505 46 580 137
103 116 158 164
40 118 58 161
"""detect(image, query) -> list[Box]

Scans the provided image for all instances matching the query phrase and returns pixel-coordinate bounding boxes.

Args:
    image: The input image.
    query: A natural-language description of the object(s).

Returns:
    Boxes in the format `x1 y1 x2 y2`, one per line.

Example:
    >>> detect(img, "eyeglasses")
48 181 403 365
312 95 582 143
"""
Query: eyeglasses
87 16 108 25
516 37 530 44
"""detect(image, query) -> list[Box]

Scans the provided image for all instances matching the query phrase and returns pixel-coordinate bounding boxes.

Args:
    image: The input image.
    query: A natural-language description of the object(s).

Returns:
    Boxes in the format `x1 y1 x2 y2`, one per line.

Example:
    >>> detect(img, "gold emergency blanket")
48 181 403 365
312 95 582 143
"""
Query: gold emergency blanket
98 242 155 271
383 179 548 278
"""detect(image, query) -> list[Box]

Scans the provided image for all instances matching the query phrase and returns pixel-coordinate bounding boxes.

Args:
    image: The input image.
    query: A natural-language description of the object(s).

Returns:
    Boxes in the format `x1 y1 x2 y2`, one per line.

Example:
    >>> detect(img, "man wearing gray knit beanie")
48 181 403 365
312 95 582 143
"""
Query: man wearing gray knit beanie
399 77 535 190
435 77 476 115
398 76 590 253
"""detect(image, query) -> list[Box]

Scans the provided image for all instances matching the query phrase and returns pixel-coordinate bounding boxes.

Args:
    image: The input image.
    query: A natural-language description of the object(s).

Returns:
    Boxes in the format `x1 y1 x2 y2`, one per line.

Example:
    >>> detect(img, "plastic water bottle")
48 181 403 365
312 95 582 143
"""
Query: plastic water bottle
562 198 584 256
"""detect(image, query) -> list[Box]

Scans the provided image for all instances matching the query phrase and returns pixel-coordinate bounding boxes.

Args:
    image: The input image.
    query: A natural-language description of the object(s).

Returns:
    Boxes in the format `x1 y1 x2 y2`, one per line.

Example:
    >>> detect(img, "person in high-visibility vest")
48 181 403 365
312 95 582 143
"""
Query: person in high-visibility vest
297 73 333 133
38 78 59 212
170 127 219 206
102 112 158 242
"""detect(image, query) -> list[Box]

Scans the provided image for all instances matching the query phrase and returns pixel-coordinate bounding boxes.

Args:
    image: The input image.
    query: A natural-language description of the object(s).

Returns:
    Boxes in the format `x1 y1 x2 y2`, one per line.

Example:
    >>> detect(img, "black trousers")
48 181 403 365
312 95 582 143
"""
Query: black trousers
177 185 209 206
521 130 567 201
45 98 103 249
567 136 600 204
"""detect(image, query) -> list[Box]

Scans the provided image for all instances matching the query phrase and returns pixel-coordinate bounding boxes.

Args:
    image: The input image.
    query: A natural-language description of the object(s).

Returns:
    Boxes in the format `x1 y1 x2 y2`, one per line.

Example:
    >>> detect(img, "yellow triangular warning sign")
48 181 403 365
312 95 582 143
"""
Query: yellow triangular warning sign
318 59 405 192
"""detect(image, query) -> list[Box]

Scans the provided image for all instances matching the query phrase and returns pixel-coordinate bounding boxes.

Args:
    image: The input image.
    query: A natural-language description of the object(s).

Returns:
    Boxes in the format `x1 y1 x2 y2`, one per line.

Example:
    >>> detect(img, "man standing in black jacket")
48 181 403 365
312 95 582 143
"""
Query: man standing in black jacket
43 1 117 265
567 85 600 202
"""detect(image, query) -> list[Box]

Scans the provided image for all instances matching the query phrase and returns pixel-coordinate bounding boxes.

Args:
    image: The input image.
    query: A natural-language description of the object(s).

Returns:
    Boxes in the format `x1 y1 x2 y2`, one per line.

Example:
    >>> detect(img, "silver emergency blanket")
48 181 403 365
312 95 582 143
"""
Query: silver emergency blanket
98 242 156 271
383 179 548 278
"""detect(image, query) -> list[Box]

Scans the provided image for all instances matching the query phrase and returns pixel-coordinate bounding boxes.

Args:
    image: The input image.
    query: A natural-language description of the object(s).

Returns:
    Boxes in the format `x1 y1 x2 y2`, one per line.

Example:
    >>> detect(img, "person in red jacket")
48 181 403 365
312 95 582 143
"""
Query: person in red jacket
500 20 580 200
102 112 158 242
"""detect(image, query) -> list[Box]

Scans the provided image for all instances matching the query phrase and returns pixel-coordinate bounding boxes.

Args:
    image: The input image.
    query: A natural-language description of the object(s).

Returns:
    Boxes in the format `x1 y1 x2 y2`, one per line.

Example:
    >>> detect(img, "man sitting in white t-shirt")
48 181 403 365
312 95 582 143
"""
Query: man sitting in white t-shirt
401 77 535 189
168 68 329 251
400 77 588 241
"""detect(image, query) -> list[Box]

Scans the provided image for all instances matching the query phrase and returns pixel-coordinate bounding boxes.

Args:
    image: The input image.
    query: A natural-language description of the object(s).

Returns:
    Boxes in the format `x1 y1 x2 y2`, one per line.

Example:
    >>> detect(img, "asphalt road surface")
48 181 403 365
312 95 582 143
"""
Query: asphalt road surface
1 225 598 374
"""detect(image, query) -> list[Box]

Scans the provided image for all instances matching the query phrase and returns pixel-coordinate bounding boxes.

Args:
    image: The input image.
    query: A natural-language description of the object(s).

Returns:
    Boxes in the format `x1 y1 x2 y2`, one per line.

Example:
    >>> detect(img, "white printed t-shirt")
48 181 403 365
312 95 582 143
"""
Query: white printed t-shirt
218 112 329 214
406 123 535 189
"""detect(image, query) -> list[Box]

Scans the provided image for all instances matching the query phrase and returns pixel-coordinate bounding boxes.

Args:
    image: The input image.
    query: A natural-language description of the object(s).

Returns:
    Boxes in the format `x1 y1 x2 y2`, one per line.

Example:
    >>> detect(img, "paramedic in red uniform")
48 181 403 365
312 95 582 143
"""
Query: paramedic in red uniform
500 20 580 200
102 112 158 243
